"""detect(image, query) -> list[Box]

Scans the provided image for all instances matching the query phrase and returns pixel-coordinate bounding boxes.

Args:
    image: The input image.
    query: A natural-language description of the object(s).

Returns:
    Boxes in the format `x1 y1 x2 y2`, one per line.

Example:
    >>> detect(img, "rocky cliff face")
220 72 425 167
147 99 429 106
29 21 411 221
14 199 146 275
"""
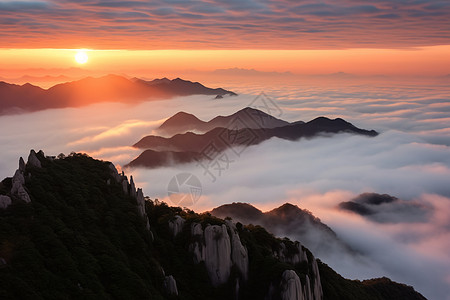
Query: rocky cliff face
184 216 320 299
204 224 232 286
169 215 185 237
185 219 250 287
280 270 303 300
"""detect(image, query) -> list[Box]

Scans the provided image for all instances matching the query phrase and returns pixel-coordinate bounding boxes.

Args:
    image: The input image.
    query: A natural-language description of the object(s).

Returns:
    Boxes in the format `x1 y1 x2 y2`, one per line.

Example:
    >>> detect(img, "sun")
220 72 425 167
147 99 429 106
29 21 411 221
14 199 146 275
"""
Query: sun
75 50 88 64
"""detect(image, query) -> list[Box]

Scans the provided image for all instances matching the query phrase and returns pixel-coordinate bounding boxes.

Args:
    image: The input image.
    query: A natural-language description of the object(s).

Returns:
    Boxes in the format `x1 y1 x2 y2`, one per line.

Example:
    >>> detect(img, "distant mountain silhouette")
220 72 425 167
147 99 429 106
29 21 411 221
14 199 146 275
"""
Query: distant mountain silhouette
338 193 429 223
135 77 236 97
157 107 290 136
210 202 354 260
0 75 236 115
128 108 378 168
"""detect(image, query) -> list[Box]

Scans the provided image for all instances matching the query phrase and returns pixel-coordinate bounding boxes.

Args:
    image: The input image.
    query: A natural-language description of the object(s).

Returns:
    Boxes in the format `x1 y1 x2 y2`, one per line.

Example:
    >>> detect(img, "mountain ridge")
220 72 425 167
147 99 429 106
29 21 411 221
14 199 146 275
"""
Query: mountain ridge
0 75 236 115
157 106 290 136
128 108 378 168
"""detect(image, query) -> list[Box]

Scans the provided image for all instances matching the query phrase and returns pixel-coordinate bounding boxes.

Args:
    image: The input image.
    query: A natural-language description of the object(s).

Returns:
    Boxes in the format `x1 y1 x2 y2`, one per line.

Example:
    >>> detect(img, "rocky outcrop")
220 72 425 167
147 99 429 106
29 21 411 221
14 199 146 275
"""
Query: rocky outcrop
268 247 322 300
11 161 31 203
226 220 249 281
189 223 204 264
0 195 11 209
304 275 313 300
164 275 179 296
273 242 308 265
3 150 44 207
311 259 323 300
11 169 25 195
19 157 25 172
27 149 42 168
204 224 232 286
188 221 249 287
280 270 303 300
137 188 150 230
122 179 129 195
169 215 185 237
108 162 150 230
130 176 137 199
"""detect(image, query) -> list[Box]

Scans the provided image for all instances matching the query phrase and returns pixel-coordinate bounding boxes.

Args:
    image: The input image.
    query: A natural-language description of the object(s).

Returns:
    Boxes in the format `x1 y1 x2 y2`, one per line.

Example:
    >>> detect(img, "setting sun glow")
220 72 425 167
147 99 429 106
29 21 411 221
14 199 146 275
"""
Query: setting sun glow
75 50 88 64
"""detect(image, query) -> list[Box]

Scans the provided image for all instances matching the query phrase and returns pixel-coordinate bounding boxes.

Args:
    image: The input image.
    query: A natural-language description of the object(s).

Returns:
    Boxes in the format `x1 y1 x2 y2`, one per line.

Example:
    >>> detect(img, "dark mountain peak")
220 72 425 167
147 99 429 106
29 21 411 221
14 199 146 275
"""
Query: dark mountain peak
307 117 354 128
160 111 204 128
267 203 313 220
153 77 171 84
270 202 301 212
337 192 429 224
309 116 335 123
21 82 38 88
353 192 398 205
210 202 264 221
303 116 378 137
172 111 198 118
235 106 267 115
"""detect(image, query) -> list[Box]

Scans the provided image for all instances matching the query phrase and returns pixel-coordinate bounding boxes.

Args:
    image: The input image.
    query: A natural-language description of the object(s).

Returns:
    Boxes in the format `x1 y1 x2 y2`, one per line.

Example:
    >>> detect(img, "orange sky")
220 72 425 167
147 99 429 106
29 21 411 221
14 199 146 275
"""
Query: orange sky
0 46 449 77
0 0 449 78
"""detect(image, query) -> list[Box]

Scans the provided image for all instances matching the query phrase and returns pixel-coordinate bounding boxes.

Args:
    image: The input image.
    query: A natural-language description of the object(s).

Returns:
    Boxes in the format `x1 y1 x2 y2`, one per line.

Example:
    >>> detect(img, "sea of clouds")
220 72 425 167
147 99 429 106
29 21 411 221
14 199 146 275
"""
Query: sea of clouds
1 78 449 299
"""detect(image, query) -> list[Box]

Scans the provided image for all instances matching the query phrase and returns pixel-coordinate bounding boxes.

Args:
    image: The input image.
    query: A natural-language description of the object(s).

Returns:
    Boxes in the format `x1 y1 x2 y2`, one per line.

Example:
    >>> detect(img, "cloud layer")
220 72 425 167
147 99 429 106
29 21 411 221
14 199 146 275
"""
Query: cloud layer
0 78 449 299
1 0 449 49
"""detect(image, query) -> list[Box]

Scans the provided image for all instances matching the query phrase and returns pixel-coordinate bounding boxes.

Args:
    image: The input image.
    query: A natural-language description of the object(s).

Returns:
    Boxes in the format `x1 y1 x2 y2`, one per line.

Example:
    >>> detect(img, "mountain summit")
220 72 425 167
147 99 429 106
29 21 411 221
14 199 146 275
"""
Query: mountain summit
157 106 290 136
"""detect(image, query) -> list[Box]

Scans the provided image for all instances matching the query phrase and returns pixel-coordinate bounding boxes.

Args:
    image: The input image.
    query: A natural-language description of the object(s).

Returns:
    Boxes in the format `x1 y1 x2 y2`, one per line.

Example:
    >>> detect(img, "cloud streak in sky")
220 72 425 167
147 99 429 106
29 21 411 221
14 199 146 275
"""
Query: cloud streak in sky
0 0 449 49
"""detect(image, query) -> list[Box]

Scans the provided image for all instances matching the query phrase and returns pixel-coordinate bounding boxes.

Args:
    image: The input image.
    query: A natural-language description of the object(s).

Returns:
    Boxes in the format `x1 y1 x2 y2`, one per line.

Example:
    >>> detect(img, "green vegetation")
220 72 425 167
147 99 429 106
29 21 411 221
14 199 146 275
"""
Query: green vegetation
0 154 163 299
0 153 426 299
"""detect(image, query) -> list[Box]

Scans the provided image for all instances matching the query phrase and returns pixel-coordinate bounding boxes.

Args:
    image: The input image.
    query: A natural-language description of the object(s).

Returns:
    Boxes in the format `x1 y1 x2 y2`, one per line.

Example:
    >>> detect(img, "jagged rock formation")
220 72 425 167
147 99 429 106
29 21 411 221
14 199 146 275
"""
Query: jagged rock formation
27 149 42 168
108 162 150 230
2 149 42 207
188 221 249 287
130 176 137 199
18 157 25 172
164 275 179 296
